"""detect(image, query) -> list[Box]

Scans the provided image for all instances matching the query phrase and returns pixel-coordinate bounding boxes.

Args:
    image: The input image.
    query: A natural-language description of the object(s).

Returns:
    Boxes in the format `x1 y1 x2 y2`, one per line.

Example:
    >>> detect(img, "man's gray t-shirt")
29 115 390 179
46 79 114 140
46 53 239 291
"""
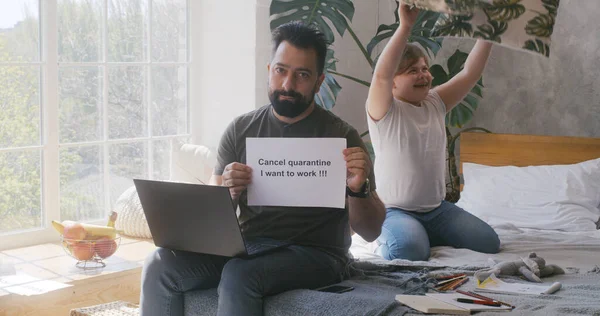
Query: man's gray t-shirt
214 104 375 256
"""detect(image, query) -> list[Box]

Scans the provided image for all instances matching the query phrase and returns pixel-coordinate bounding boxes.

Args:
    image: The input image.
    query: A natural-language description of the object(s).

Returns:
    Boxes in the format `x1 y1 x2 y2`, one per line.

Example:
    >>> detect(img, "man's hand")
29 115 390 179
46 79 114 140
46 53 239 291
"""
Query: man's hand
345 147 384 242
399 3 419 30
344 147 371 193
222 162 252 201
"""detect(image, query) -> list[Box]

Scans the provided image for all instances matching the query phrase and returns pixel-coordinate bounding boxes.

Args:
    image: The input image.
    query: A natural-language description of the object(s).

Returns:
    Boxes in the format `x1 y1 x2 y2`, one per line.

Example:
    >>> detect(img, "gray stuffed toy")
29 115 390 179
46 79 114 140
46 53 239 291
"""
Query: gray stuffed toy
475 252 565 283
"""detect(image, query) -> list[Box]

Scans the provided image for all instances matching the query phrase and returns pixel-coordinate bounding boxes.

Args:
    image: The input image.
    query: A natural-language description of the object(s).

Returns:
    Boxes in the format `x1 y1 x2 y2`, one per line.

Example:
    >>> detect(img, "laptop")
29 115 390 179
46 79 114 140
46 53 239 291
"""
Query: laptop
133 179 288 258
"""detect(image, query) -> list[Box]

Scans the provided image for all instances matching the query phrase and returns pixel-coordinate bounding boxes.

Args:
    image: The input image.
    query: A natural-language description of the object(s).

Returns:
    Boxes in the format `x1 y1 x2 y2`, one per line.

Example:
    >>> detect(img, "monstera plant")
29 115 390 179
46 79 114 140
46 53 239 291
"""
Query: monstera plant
269 0 490 201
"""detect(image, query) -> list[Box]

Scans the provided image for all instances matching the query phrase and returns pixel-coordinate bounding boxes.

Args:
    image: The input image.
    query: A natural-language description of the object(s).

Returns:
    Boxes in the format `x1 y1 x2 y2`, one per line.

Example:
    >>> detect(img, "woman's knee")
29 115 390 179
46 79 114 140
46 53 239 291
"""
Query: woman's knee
376 213 430 261
380 239 430 261
461 224 501 254
479 229 501 254
446 204 501 254
376 227 430 261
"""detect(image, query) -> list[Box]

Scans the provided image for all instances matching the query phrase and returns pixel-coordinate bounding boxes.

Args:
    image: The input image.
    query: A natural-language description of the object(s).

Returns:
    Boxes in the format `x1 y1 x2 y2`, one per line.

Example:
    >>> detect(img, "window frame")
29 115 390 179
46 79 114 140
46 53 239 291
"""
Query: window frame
1 0 194 251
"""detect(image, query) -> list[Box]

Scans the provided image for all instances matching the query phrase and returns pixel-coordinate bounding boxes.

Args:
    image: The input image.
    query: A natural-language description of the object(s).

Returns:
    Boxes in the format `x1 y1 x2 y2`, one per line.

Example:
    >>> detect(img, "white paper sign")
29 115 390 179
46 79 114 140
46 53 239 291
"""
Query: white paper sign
246 138 347 208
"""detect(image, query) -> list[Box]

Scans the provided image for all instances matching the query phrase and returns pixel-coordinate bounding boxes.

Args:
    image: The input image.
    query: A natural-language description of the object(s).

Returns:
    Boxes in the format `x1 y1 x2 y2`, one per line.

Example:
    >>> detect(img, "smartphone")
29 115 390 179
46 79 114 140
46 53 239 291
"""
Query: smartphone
316 284 355 294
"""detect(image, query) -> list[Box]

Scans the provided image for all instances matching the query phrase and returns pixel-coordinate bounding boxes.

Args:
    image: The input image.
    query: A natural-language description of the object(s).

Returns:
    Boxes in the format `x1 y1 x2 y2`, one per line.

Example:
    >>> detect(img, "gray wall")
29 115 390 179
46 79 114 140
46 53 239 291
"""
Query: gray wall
258 0 599 140
442 0 599 138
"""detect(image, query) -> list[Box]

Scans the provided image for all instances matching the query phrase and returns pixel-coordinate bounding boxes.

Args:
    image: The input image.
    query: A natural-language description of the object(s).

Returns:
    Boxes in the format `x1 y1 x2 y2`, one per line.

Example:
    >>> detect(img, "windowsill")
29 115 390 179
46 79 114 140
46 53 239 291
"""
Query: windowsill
0 236 155 315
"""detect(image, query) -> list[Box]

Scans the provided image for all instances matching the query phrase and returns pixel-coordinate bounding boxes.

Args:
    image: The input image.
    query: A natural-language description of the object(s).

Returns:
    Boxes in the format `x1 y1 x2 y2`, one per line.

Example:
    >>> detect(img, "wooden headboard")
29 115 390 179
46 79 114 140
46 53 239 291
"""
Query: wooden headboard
459 132 600 176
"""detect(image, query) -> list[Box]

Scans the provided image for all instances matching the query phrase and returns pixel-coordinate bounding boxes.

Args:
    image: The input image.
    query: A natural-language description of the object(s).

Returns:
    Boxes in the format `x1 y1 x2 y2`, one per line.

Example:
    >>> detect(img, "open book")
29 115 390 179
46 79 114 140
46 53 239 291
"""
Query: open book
396 293 512 315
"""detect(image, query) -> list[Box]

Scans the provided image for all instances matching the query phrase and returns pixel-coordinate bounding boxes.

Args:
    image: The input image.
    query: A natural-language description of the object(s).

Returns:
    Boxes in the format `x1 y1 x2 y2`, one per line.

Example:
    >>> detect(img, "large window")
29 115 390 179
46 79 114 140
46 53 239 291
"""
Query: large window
1 0 190 250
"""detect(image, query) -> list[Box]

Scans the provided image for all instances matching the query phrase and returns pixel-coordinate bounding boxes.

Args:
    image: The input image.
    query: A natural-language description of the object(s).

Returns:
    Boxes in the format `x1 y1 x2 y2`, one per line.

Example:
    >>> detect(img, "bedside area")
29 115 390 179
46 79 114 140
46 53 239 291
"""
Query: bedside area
0 236 155 316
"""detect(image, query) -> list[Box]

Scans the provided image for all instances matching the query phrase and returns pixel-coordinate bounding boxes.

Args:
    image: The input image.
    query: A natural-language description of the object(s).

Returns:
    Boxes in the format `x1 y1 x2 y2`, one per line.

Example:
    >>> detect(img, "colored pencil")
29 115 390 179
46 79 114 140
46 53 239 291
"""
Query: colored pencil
447 277 469 290
456 298 502 307
435 273 467 281
436 275 466 286
456 290 515 309
437 278 461 291
437 276 468 291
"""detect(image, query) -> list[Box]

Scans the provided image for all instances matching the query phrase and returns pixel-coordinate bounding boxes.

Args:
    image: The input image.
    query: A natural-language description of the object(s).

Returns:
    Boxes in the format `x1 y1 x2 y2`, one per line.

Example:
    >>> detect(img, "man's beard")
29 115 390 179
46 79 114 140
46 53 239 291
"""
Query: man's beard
269 87 316 118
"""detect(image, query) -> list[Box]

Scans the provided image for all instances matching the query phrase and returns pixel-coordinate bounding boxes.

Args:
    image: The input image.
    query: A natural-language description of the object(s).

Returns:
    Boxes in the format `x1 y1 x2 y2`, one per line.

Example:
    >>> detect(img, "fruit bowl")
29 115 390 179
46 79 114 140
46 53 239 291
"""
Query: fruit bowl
61 236 121 269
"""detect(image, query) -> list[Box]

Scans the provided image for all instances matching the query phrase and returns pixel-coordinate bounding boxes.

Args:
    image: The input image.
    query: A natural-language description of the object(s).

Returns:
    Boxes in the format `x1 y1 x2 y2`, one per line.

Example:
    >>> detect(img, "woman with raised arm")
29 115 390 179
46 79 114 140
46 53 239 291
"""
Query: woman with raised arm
366 3 500 261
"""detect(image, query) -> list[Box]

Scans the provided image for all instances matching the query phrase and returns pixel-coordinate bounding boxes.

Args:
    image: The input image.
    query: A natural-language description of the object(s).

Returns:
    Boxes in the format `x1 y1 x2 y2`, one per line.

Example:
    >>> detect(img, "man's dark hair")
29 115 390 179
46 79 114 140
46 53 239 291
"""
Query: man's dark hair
271 21 329 75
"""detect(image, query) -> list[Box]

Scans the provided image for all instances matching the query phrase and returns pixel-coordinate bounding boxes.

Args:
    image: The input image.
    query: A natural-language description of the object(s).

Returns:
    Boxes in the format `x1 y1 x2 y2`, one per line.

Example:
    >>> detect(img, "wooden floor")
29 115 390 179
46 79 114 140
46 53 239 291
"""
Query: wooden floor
0 237 155 316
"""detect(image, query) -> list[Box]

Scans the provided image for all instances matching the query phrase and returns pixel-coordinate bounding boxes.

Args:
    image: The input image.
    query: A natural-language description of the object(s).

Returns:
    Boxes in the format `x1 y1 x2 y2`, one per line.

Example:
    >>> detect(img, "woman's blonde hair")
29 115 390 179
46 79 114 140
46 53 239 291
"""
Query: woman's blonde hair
396 43 429 75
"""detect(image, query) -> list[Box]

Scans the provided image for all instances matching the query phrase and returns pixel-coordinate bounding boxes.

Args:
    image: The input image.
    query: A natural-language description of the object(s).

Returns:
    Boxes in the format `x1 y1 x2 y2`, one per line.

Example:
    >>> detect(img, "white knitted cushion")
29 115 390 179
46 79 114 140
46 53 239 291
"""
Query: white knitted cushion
114 186 152 239
114 141 216 239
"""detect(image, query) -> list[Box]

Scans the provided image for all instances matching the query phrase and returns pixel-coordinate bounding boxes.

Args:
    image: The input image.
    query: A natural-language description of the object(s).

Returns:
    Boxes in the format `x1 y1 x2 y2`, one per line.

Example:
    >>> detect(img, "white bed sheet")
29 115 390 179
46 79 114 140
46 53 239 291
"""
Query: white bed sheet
350 224 600 272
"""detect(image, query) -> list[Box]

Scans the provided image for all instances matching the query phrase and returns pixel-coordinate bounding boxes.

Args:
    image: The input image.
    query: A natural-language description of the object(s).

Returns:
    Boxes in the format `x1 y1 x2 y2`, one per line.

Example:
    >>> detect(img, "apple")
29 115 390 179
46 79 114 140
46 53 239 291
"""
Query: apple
63 222 86 241
71 242 95 261
94 237 117 258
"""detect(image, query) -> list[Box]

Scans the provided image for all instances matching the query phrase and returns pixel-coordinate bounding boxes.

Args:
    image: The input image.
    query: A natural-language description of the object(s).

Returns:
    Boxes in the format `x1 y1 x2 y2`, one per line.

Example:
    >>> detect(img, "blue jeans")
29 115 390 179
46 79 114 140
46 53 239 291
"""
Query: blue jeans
140 243 347 316
375 201 500 261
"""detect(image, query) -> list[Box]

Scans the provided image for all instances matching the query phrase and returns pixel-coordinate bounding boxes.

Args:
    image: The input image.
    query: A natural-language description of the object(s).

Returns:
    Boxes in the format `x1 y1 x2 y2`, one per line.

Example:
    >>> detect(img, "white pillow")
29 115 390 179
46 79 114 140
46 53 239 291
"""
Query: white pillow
456 158 600 232
114 185 152 239
113 141 218 239
169 139 217 184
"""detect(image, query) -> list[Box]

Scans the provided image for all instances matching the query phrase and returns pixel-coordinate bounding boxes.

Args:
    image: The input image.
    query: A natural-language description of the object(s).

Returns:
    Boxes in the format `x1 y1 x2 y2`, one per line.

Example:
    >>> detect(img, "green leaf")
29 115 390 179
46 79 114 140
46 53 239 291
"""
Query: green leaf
375 23 396 37
473 20 508 42
411 10 443 38
315 71 342 110
446 100 473 128
408 36 444 59
447 49 468 76
447 87 483 127
432 14 474 37
367 9 442 59
523 39 550 57
433 50 484 128
315 48 342 109
366 24 396 57
471 78 484 97
482 0 526 22
525 14 555 38
429 64 448 87
462 92 480 111
324 48 337 71
542 0 559 16
441 0 481 14
270 0 355 44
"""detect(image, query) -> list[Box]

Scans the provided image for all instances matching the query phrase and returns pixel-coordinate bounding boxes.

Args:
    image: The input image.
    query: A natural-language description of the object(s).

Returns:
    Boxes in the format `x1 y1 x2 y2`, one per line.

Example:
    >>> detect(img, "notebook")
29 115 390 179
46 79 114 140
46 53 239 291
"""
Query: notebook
395 293 512 315
475 273 562 295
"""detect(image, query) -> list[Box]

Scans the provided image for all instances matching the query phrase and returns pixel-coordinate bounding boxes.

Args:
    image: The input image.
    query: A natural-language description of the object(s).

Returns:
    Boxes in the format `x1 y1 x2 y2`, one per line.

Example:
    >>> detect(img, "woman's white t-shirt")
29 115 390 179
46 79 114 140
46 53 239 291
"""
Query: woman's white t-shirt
367 91 447 212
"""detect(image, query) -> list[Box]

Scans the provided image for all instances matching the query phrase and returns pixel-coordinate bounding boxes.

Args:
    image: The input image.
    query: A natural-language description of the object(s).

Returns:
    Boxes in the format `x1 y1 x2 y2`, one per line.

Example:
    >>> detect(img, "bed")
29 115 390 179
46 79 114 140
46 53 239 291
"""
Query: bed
184 132 600 315
352 132 600 272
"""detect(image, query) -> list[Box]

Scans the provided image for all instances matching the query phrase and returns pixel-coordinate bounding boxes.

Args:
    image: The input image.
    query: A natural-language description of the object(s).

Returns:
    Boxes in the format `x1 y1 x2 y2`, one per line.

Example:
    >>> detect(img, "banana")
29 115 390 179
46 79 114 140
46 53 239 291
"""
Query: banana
81 223 118 239
107 211 117 228
51 220 118 239
51 220 71 235
51 220 64 234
